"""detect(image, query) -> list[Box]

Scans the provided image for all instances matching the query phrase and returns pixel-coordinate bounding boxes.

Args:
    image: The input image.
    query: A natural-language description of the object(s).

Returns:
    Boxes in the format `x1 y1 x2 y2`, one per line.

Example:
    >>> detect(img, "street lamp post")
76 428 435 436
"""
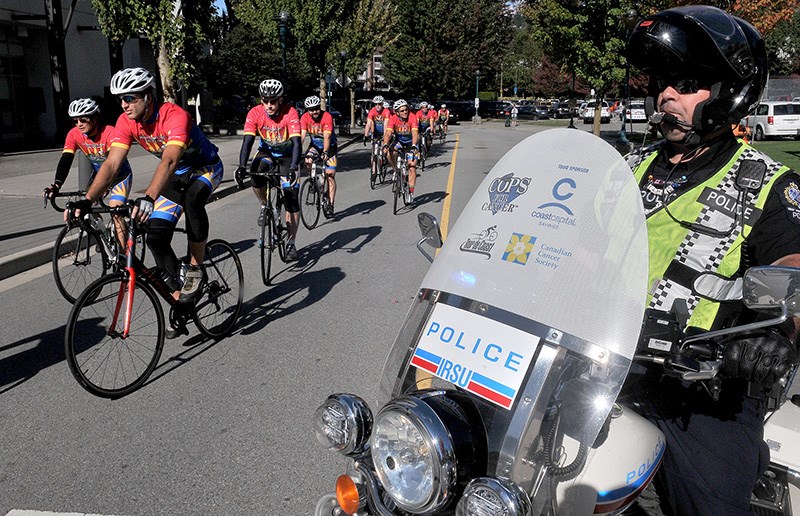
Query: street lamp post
567 67 577 129
473 70 481 123
619 8 638 147
272 10 294 81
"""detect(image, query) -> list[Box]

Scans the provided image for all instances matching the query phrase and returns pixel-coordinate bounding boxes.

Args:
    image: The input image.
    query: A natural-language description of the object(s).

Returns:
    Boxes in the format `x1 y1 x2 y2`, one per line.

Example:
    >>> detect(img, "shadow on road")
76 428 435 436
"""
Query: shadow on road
0 326 65 394
234 225 382 336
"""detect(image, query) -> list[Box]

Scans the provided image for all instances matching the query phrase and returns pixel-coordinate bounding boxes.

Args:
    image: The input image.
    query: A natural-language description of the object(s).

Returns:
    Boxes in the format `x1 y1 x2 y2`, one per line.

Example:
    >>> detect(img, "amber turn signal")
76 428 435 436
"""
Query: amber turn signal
336 474 361 515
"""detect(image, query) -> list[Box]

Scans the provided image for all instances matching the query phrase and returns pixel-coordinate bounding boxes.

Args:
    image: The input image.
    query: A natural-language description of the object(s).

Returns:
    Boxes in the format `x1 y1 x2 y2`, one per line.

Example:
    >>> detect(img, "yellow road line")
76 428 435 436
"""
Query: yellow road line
439 133 459 242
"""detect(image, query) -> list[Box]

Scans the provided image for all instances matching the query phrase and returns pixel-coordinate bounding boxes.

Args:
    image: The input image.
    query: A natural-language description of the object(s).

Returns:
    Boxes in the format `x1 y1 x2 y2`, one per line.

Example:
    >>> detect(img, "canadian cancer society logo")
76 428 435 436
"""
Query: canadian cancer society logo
483 173 531 215
502 233 536 265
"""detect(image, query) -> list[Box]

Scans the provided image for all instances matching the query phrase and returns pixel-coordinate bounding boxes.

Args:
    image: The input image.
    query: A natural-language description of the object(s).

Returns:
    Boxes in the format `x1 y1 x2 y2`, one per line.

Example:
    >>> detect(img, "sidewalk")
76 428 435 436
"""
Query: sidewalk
0 133 361 280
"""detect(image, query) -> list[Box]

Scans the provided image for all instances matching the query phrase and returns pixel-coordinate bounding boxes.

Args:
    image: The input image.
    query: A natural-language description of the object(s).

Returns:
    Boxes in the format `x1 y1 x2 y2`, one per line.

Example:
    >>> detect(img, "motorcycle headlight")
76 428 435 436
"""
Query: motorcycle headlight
370 392 487 514
314 393 372 455
456 477 531 516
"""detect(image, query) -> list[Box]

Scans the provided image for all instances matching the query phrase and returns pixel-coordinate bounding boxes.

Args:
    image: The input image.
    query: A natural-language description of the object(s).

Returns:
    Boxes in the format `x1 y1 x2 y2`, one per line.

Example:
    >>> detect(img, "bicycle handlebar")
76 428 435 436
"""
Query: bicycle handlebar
45 190 88 212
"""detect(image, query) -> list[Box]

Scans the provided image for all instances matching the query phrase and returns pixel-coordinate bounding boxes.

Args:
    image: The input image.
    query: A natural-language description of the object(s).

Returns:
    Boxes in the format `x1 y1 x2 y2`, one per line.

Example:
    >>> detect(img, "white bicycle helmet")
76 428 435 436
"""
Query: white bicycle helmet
68 98 100 117
393 99 408 110
110 67 155 95
304 95 321 109
259 79 284 98
419 101 428 108
441 104 446 108
383 101 390 109
372 95 384 104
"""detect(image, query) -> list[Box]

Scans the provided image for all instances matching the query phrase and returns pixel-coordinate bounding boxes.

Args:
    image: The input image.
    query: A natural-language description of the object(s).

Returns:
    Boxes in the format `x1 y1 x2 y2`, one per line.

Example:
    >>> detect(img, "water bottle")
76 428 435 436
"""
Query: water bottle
281 176 291 189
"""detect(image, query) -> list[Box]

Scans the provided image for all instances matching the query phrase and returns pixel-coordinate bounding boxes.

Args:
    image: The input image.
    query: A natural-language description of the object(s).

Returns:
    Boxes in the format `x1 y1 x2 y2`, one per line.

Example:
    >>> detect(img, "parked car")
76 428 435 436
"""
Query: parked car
581 100 611 124
554 101 574 119
749 101 800 140
514 105 539 120
623 100 647 123
533 104 552 119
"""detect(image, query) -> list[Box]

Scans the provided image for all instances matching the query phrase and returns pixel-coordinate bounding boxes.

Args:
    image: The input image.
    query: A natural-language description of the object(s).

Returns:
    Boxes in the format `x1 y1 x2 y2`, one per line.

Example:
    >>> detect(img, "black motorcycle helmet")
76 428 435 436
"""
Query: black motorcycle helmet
626 6 767 144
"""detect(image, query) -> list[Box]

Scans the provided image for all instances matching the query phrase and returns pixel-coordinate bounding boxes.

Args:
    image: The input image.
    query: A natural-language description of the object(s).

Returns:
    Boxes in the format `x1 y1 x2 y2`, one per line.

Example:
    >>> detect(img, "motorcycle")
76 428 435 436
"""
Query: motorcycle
313 129 800 515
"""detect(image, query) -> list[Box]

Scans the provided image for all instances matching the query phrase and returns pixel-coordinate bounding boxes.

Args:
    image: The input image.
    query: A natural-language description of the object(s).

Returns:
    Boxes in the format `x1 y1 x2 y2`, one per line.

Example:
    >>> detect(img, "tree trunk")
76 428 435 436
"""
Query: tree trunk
350 87 356 129
157 35 176 103
319 74 328 111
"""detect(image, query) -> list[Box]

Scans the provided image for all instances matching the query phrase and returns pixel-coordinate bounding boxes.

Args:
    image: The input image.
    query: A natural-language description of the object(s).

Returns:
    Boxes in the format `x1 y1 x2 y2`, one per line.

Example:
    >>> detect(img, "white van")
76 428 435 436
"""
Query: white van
749 101 800 140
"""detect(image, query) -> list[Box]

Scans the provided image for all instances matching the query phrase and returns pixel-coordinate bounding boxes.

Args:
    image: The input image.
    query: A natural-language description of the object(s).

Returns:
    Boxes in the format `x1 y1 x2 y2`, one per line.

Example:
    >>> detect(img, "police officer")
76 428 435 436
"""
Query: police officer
624 6 799 515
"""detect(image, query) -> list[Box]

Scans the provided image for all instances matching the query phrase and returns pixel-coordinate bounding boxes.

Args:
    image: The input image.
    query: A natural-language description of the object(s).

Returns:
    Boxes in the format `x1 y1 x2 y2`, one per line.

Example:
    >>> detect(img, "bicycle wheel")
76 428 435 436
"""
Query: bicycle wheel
53 224 109 303
194 239 244 338
370 151 378 190
299 177 321 230
260 209 272 285
65 272 164 398
402 165 412 206
393 165 402 215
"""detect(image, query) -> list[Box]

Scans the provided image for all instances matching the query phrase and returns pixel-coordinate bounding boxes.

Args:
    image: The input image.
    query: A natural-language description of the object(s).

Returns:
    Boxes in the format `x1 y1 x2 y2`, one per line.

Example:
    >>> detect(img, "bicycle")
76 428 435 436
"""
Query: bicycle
299 152 334 230
419 130 431 171
252 161 295 285
47 190 145 304
64 202 244 398
435 121 446 144
392 145 414 215
368 135 388 190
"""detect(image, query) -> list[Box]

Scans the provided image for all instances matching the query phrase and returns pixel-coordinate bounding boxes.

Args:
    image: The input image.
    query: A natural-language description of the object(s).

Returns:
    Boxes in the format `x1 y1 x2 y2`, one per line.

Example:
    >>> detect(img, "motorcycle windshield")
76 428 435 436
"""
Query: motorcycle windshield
380 129 649 513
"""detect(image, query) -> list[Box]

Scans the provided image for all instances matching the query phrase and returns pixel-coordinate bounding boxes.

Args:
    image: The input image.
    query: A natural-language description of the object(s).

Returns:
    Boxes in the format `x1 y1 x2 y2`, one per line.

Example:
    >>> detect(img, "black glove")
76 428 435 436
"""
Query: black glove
721 330 797 388
43 182 61 199
320 152 328 162
235 165 247 177
134 195 155 219
66 197 92 221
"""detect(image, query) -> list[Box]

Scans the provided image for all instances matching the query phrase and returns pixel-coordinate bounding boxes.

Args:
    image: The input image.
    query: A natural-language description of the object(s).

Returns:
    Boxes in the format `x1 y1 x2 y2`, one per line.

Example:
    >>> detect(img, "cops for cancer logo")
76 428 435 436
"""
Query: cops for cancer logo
483 173 531 214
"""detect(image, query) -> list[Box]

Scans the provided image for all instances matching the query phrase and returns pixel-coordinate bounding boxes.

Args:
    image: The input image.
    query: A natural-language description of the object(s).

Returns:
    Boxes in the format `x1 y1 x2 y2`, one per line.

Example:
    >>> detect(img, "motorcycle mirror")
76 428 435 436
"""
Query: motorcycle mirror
416 212 443 263
743 265 800 316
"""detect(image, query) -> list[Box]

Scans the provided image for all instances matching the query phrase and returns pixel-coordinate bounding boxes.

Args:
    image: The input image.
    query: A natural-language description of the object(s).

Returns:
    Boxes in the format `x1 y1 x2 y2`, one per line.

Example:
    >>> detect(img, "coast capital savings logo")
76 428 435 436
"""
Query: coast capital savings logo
484 172 531 215
502 233 535 265
531 177 578 229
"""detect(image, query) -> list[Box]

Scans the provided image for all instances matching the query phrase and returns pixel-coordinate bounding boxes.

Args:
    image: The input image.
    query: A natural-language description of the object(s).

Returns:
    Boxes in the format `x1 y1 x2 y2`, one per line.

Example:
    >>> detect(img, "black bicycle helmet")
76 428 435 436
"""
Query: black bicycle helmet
626 6 767 139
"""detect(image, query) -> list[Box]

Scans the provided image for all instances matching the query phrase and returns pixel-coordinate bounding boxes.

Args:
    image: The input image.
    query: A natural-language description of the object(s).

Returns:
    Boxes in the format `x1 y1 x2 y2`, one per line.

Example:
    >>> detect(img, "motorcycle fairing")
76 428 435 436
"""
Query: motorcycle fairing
379 129 650 514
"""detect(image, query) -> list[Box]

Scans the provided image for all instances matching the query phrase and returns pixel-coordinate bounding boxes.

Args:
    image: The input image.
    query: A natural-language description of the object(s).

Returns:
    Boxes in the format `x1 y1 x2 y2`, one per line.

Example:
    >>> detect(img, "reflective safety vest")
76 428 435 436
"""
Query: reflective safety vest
631 142 791 330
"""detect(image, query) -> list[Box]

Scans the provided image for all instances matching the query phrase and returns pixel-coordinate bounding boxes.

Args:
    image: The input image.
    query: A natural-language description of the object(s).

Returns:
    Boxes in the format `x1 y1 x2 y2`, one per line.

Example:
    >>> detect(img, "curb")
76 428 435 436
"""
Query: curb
0 135 362 283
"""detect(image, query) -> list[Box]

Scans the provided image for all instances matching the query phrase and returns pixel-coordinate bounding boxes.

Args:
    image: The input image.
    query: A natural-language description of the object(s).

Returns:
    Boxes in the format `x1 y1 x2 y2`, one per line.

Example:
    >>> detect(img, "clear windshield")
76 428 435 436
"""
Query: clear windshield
380 128 649 514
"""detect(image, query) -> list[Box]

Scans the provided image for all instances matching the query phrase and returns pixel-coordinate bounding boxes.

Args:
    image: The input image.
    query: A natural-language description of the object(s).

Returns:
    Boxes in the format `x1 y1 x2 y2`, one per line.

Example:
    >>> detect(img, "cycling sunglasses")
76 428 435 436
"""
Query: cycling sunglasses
262 97 281 105
118 94 143 104
72 117 93 124
652 77 710 95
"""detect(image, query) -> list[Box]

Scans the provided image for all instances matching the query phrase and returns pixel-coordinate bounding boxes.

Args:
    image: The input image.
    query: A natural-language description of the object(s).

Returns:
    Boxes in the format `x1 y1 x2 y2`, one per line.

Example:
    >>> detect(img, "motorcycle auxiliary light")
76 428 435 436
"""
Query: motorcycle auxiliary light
455 477 532 516
314 393 373 456
370 391 487 514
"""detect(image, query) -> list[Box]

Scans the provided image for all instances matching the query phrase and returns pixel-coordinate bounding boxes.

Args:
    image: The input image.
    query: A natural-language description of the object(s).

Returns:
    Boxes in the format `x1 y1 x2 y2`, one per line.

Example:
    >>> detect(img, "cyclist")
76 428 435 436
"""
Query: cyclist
363 95 389 144
415 101 436 156
234 79 302 261
437 103 450 137
45 98 133 244
300 95 337 217
383 99 419 202
67 67 223 317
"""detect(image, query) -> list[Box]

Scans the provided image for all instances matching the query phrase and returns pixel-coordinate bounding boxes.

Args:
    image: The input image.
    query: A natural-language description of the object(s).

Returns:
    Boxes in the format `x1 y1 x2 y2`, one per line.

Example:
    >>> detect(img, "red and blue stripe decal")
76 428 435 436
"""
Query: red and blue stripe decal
411 348 441 374
467 372 515 409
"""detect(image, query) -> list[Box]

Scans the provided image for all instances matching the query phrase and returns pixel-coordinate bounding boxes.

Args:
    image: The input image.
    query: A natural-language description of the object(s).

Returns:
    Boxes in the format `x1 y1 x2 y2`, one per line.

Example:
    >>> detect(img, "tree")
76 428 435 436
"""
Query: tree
522 0 637 134
764 10 800 76
383 0 513 100
92 0 217 102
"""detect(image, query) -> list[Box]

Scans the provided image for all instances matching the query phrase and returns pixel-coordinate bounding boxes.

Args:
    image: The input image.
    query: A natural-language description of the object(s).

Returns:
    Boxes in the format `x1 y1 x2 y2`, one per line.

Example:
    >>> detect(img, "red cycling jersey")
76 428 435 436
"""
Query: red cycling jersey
386 113 419 145
437 108 450 121
111 102 219 169
300 111 337 152
416 109 436 129
64 125 132 175
244 103 301 155
367 107 391 134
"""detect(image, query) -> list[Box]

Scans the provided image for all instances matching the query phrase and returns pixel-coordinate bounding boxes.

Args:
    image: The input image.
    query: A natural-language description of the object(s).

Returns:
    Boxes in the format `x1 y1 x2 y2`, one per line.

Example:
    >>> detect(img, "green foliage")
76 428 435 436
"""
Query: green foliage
765 10 800 75
522 0 635 99
383 0 512 99
92 0 217 91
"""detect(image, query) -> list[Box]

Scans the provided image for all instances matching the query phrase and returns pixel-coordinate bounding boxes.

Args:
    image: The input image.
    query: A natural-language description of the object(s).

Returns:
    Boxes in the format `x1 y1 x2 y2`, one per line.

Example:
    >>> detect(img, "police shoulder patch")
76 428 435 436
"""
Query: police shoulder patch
780 180 800 224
